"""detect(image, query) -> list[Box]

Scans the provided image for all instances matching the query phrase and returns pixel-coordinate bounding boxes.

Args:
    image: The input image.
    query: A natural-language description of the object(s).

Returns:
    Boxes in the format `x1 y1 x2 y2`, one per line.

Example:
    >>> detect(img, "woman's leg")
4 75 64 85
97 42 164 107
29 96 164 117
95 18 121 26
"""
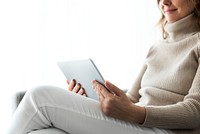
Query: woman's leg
28 128 68 134
8 86 172 134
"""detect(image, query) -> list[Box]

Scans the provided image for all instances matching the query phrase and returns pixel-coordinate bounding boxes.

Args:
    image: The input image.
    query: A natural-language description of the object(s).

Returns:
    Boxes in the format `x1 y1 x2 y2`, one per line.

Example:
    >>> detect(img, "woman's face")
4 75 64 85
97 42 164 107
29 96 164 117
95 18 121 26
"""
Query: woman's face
159 0 196 23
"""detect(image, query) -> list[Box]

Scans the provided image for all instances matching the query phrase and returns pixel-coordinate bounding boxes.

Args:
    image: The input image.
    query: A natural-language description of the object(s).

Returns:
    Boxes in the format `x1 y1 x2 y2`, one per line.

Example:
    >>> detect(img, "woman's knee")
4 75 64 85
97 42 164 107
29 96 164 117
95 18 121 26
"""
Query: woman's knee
29 85 63 96
23 86 65 105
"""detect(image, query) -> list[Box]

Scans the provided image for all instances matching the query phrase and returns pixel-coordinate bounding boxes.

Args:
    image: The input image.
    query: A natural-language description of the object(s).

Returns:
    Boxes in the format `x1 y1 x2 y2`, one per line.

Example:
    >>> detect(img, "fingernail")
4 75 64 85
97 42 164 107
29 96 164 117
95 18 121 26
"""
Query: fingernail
92 80 96 83
105 80 109 83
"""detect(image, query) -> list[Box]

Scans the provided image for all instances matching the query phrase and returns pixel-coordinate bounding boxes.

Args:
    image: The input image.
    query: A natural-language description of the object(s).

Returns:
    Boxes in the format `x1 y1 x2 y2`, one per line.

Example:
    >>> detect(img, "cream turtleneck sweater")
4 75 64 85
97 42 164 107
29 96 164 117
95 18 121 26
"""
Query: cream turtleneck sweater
126 14 200 132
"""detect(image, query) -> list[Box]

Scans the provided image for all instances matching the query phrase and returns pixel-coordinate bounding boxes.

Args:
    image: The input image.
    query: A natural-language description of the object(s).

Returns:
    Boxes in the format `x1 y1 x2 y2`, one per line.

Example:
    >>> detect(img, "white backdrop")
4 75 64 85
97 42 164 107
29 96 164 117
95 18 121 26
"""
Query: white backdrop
0 0 161 133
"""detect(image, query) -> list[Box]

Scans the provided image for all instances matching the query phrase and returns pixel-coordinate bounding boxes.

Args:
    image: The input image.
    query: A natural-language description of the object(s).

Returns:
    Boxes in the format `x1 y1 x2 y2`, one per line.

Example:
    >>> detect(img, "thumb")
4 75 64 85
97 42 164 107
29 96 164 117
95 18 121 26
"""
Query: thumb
105 80 123 96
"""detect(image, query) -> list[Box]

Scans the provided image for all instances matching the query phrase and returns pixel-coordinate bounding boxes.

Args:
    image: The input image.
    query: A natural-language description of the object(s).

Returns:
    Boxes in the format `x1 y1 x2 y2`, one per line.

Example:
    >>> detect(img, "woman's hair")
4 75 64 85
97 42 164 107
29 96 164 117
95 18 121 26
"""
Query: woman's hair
157 0 200 39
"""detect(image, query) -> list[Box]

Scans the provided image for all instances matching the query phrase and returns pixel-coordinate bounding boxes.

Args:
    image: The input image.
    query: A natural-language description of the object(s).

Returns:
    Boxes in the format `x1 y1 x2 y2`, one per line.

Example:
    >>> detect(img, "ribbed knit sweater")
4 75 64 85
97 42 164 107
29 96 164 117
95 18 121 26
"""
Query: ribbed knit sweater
126 14 200 132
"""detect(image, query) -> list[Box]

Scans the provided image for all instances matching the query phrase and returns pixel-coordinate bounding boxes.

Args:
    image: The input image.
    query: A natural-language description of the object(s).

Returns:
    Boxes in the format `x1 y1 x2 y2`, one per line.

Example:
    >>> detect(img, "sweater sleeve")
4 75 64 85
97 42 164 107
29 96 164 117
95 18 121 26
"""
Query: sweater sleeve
126 46 154 103
126 63 147 103
142 59 200 129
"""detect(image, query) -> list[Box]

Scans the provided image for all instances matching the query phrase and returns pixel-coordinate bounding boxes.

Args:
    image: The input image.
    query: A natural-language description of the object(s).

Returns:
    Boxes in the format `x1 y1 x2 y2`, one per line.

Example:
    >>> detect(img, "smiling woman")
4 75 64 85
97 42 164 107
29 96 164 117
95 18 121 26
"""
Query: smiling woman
4 0 200 133
7 0 200 134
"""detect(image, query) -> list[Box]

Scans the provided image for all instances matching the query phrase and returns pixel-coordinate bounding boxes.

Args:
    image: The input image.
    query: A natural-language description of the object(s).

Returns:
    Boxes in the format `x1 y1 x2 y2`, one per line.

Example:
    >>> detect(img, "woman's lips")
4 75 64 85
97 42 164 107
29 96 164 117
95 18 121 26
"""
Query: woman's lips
164 9 177 13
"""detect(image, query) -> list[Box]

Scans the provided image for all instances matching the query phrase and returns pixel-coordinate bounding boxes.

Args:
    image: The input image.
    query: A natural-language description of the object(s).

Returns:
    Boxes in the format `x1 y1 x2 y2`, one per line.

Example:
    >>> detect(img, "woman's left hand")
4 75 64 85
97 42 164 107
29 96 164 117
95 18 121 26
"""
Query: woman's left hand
92 80 145 124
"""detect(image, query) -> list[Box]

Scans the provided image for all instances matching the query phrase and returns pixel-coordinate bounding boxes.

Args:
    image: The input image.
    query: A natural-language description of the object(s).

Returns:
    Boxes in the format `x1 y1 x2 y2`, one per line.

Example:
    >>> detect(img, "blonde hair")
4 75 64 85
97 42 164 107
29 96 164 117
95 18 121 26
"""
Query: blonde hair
157 0 200 39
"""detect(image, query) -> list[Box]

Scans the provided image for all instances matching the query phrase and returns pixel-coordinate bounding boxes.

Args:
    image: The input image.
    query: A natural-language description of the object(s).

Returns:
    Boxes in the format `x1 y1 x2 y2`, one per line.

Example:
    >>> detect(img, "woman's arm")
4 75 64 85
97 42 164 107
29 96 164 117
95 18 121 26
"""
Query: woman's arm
126 63 147 103
92 63 200 129
142 64 200 129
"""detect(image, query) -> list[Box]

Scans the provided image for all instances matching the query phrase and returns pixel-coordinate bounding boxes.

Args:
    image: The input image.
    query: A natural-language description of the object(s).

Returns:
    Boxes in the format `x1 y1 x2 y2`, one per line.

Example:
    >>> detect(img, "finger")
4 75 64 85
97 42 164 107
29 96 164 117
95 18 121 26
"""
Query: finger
77 88 84 95
105 80 124 96
96 89 105 101
72 83 81 93
92 80 111 98
66 79 70 85
83 93 87 97
68 79 76 91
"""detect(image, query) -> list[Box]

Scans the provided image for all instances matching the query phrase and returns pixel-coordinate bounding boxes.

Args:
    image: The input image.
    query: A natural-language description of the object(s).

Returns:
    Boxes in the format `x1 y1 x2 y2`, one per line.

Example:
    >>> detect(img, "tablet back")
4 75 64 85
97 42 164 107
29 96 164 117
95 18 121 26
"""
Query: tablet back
57 59 104 100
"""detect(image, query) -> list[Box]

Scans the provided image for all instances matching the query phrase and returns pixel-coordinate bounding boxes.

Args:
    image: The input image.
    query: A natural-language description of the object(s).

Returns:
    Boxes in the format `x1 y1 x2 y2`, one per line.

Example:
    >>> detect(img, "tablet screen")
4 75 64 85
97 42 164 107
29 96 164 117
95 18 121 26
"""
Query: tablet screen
57 59 104 100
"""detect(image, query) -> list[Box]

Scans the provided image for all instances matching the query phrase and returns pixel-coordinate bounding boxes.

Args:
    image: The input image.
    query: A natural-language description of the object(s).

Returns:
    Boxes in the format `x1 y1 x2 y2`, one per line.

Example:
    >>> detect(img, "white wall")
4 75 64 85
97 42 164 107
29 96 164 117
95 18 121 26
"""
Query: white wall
0 0 161 133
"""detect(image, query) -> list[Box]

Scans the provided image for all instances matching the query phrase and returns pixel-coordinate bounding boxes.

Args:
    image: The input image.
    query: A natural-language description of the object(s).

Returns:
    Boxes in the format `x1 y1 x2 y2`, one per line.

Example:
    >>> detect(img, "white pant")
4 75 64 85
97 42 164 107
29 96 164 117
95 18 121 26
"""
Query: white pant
7 86 172 134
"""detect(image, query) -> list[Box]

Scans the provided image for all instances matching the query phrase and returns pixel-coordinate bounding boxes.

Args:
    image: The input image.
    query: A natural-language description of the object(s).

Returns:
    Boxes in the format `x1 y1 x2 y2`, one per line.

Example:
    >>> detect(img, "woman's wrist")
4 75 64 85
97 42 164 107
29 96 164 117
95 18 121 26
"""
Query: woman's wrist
129 104 146 124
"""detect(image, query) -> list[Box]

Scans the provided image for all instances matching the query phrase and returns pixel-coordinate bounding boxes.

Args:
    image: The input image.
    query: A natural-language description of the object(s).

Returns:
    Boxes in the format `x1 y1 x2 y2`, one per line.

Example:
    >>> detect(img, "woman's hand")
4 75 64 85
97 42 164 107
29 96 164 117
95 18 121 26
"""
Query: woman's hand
92 80 145 124
66 79 87 96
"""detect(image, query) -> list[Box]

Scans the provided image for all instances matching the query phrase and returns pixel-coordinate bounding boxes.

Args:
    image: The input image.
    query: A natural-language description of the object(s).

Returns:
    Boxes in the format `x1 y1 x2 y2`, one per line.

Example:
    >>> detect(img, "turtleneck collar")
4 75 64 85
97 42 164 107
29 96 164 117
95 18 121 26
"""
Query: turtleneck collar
165 13 200 42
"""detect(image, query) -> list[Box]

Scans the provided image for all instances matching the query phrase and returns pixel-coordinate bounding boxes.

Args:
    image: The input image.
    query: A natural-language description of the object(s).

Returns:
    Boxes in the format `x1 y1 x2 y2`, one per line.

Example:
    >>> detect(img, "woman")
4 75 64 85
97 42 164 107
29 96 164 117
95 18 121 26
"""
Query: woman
8 0 200 133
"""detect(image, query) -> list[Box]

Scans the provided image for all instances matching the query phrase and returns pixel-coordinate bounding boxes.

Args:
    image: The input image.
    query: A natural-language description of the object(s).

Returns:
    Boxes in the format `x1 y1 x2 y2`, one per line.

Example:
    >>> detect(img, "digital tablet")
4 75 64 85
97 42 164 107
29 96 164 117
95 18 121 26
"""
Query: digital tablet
57 59 105 100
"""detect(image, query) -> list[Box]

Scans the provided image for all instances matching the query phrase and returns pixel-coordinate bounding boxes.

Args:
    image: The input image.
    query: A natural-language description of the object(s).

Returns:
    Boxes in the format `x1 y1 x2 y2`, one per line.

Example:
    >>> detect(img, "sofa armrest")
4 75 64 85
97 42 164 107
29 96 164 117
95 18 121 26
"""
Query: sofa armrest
12 91 26 113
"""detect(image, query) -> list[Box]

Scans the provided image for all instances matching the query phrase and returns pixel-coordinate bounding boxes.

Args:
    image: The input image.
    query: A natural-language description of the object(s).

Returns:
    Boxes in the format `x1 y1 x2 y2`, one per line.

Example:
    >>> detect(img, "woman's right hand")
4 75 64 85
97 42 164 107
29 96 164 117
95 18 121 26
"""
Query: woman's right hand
66 79 87 97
